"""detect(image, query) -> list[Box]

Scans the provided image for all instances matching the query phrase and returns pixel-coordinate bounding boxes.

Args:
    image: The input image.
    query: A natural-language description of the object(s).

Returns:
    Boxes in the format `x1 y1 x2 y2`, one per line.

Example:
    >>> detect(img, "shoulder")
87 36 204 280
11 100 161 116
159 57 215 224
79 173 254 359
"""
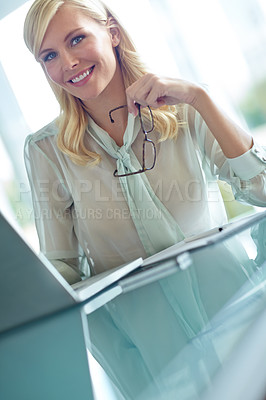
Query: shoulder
24 119 60 160
25 119 59 147
24 119 63 169
24 119 67 180
180 103 207 146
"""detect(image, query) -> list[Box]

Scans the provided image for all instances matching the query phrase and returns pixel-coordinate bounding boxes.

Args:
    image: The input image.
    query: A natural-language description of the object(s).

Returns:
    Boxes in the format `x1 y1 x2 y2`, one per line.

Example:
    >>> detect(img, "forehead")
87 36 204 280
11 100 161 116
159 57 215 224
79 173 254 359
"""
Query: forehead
41 4 102 47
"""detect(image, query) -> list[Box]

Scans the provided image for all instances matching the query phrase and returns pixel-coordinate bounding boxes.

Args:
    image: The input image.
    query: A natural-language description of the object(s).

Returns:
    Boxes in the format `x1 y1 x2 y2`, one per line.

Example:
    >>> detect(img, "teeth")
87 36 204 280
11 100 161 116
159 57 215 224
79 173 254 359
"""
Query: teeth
71 67 93 83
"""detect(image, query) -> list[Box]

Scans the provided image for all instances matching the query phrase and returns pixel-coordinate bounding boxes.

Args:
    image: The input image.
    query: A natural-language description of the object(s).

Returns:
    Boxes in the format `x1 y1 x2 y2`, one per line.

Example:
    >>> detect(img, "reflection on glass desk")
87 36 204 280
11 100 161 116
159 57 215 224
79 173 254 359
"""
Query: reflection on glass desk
84 211 266 400
0 213 94 400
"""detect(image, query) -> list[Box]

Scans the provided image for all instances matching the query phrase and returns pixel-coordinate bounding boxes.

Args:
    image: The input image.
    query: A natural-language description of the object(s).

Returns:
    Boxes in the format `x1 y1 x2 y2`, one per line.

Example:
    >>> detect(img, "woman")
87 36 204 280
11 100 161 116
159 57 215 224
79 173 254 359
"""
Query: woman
24 0 266 284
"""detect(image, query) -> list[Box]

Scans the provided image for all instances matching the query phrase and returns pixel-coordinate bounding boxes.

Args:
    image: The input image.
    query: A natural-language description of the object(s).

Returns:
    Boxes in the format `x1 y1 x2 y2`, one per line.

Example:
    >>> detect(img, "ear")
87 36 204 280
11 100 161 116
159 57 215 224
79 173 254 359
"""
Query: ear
110 27 120 47
107 17 121 47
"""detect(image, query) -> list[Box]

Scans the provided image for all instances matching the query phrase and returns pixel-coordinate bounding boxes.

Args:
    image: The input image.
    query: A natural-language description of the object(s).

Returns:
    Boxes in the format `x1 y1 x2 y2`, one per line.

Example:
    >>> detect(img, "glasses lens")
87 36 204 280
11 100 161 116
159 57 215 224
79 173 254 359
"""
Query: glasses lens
140 107 154 133
143 140 156 170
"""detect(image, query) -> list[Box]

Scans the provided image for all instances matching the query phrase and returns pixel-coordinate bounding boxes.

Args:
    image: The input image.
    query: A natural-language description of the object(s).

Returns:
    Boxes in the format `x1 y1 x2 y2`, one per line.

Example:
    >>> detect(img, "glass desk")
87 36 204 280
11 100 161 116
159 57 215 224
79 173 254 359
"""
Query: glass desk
0 213 94 400
1 210 265 400
83 211 266 400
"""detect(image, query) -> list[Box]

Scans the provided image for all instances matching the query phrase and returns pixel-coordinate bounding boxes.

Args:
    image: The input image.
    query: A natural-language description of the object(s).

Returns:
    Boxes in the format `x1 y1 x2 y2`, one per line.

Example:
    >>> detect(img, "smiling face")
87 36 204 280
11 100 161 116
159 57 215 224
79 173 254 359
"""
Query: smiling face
38 4 121 106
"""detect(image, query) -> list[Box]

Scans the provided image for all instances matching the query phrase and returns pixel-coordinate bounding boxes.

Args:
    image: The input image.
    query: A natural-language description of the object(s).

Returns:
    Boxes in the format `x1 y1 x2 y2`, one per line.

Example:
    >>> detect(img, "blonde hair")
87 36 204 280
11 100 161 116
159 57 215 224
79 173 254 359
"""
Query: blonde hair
24 0 181 165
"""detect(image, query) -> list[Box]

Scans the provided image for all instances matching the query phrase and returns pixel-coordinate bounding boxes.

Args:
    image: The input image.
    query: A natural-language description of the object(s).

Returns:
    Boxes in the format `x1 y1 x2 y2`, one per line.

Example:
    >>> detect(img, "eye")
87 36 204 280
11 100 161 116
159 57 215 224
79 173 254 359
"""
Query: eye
71 35 85 46
43 51 57 62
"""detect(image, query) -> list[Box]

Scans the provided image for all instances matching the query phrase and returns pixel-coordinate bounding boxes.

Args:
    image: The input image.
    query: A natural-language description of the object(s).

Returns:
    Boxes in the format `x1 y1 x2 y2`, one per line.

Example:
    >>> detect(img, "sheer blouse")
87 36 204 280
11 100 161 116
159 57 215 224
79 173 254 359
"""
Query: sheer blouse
24 105 266 280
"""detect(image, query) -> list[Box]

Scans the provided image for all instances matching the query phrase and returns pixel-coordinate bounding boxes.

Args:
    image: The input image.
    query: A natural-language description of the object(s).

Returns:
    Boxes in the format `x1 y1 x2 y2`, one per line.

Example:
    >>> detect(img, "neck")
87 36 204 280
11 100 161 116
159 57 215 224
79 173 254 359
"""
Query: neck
82 64 128 145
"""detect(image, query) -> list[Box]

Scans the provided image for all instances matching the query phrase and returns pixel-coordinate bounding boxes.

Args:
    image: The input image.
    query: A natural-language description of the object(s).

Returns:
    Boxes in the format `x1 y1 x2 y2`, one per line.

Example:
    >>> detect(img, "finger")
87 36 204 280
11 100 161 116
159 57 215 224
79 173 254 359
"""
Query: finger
145 90 165 108
126 95 139 116
126 74 163 112
126 88 149 115
137 78 165 108
155 97 166 107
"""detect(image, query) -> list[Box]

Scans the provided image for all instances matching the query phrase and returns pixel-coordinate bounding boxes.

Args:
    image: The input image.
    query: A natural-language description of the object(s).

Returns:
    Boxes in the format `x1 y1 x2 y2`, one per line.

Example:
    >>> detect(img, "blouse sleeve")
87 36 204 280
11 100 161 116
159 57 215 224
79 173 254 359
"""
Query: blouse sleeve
24 132 84 284
187 105 266 207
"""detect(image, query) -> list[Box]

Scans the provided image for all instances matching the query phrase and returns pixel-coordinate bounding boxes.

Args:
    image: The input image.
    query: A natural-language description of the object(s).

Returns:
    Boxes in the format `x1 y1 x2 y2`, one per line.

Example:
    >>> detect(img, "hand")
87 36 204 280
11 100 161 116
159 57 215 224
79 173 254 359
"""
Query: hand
126 73 200 116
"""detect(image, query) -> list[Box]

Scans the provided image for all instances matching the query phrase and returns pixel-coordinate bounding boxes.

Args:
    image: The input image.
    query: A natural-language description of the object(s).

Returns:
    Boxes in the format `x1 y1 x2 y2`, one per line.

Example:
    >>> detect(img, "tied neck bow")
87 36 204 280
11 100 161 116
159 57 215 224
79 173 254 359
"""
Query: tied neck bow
88 113 185 256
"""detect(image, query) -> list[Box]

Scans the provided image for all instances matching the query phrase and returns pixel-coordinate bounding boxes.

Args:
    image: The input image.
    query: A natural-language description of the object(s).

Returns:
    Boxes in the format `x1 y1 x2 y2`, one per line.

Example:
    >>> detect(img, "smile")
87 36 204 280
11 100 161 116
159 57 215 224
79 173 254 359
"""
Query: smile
70 66 94 83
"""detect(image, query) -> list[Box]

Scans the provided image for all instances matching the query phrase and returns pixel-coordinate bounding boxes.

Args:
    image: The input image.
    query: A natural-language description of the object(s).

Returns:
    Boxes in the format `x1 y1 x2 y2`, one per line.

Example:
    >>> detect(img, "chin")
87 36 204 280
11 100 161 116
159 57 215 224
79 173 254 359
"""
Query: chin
80 87 110 103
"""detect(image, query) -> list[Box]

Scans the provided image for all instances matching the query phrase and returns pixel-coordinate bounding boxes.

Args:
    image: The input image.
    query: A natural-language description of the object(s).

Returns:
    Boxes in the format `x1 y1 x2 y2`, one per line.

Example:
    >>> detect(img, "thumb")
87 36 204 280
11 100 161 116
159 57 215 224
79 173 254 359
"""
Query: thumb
127 98 139 117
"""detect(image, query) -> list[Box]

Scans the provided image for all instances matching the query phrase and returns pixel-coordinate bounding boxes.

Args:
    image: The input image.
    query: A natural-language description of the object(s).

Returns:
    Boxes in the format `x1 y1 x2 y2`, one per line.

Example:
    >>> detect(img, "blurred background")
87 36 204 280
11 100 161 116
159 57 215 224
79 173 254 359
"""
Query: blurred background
0 0 265 251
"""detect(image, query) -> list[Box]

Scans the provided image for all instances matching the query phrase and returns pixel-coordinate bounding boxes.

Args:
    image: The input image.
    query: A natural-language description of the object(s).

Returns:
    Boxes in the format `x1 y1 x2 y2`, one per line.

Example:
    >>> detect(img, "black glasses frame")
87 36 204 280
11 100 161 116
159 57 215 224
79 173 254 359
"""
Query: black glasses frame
109 104 157 178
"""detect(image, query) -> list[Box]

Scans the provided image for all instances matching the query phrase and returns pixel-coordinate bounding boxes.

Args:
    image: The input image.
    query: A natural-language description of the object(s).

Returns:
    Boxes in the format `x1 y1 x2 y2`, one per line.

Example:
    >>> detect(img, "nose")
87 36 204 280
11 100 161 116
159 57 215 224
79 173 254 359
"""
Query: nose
61 49 79 71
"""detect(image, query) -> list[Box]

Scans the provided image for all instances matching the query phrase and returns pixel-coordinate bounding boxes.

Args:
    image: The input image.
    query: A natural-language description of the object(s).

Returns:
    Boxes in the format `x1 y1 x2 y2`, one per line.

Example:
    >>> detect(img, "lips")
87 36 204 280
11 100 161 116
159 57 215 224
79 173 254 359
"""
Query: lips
68 66 95 84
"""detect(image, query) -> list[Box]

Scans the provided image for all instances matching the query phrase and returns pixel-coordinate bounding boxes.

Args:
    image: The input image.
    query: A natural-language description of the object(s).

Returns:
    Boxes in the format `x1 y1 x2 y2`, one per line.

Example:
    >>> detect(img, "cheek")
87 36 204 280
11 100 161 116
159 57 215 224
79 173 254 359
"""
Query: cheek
101 45 117 72
43 63 61 85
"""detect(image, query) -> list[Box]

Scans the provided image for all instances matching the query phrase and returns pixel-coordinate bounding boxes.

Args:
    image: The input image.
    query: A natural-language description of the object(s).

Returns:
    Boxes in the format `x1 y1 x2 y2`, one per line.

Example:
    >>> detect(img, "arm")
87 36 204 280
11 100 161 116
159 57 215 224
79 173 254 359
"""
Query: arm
50 258 83 285
24 131 84 284
187 104 266 207
191 86 253 158
126 74 252 158
126 74 266 206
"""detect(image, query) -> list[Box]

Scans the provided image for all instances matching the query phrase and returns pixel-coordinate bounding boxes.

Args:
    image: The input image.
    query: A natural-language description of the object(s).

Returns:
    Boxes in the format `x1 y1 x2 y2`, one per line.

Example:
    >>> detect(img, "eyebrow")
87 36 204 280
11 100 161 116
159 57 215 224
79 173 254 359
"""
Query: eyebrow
38 28 83 59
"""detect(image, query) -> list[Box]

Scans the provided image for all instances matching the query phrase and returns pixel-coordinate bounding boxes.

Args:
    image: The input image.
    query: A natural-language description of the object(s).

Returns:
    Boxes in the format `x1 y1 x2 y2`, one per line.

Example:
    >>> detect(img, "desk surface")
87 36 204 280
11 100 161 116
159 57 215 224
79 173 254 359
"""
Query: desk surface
1 210 265 399
85 211 266 400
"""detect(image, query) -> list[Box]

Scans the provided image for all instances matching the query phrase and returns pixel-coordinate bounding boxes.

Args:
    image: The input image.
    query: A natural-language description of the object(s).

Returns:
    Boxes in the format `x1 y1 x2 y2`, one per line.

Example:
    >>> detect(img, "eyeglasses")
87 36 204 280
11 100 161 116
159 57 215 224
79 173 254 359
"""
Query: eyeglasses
109 104 157 178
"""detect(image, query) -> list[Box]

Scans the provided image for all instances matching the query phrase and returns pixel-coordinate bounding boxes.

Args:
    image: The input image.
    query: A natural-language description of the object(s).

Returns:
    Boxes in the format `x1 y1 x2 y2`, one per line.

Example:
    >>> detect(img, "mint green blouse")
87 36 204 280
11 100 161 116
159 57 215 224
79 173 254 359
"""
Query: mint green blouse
24 105 266 277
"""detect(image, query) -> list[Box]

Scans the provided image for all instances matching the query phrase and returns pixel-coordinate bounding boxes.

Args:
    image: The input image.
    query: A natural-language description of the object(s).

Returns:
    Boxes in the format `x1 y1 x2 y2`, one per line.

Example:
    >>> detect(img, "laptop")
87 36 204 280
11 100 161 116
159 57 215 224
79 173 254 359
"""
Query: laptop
1 209 264 330
0 212 143 332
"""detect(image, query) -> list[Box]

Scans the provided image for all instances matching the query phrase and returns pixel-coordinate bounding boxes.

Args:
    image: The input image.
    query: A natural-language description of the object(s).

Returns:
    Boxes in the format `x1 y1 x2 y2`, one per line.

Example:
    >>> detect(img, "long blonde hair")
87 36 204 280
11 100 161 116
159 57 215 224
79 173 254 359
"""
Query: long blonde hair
24 0 181 165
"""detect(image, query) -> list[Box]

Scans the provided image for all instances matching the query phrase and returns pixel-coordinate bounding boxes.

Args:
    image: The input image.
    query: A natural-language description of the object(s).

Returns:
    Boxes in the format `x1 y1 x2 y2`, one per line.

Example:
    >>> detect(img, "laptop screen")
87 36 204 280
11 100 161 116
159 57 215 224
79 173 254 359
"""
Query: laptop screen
0 212 77 334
